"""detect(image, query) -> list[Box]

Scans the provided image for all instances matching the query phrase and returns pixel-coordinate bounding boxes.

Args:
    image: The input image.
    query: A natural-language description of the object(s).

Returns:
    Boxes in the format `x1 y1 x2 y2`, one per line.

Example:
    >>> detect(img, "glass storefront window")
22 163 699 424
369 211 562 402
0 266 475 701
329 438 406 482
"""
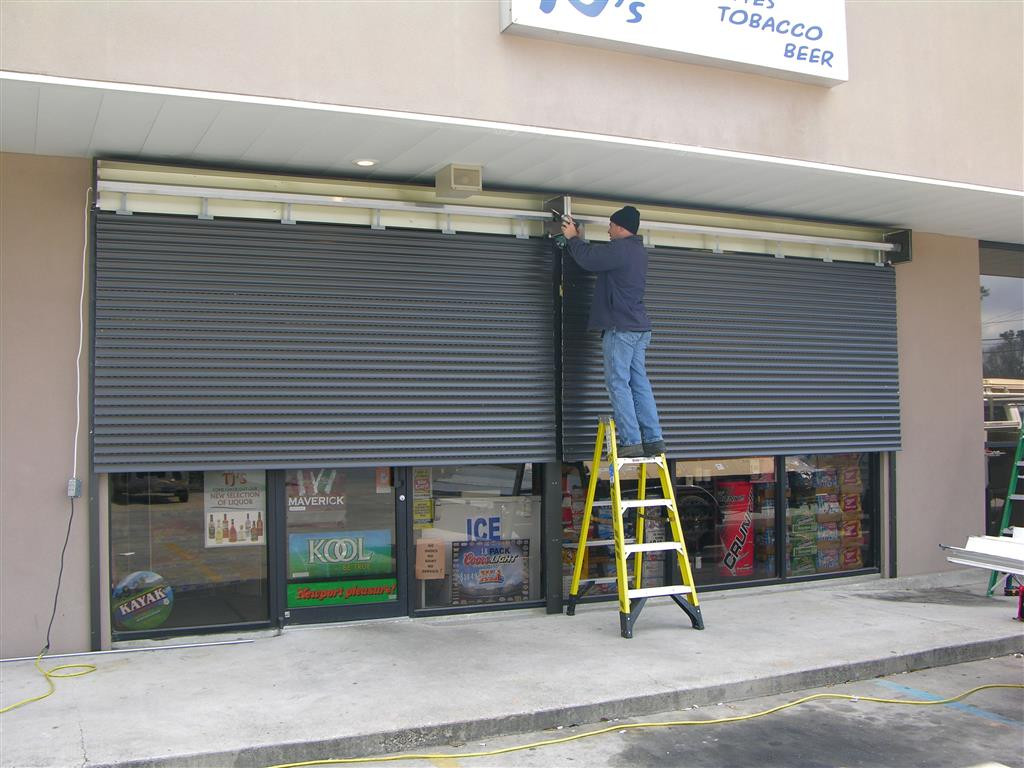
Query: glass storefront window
785 454 874 575
285 467 397 611
412 464 541 609
674 457 778 585
109 471 269 634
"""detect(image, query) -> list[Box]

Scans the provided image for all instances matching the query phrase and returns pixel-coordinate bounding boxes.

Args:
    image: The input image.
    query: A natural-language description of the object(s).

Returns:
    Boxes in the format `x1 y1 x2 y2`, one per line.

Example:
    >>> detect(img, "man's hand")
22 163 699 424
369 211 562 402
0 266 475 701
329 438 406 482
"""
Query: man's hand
560 218 579 239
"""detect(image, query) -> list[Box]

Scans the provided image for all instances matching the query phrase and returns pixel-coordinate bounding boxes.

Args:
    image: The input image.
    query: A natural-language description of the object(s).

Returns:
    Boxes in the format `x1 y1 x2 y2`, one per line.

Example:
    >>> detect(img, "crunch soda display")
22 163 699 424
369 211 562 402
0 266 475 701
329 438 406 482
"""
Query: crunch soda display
717 480 754 578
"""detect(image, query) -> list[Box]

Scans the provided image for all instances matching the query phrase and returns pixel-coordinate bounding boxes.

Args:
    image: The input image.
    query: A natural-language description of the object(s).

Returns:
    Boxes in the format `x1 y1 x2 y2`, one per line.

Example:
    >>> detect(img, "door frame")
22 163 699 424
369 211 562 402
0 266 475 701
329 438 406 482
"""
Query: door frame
274 467 411 625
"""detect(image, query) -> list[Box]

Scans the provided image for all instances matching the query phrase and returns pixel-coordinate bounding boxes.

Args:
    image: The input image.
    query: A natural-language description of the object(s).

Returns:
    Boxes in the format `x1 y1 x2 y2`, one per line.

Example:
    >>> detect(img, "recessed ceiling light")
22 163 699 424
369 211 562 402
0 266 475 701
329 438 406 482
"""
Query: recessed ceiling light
354 159 377 167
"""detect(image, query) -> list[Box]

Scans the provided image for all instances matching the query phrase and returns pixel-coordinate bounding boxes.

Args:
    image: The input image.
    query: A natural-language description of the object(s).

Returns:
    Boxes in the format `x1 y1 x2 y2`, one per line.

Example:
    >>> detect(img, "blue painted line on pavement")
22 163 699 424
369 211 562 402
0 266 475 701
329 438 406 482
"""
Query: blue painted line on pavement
873 680 1023 728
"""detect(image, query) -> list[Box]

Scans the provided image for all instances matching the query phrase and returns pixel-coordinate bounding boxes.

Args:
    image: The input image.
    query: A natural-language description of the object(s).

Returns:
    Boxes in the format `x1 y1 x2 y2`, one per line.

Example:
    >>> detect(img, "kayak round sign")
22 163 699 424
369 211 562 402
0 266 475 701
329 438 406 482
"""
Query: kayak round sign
112 571 173 631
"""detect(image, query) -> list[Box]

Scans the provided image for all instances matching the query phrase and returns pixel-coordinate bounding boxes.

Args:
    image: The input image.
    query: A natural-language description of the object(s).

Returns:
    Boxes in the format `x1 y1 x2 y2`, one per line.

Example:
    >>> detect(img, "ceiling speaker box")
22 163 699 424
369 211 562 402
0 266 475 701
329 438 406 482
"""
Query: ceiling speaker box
435 164 483 198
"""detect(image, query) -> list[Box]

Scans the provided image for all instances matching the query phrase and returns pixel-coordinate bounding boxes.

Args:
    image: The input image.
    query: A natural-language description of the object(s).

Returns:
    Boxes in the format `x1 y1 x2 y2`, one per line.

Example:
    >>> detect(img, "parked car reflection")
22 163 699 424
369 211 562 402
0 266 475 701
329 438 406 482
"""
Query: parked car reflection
111 472 189 504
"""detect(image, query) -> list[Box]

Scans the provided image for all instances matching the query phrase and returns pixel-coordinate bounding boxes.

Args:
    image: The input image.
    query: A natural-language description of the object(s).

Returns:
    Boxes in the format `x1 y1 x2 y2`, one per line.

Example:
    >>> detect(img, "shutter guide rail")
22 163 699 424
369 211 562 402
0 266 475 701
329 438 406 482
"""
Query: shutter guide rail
97 180 895 255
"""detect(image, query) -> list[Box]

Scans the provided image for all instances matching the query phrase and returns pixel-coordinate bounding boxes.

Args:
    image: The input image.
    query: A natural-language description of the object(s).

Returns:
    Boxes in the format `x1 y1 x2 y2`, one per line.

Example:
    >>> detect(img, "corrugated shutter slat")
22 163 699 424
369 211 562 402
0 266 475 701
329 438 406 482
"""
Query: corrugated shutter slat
93 213 556 471
561 248 900 460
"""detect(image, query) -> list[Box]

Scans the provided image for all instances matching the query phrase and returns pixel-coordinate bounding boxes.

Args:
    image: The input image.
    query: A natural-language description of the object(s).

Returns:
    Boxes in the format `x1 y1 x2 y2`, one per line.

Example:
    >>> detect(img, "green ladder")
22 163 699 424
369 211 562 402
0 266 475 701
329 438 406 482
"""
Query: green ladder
987 423 1024 596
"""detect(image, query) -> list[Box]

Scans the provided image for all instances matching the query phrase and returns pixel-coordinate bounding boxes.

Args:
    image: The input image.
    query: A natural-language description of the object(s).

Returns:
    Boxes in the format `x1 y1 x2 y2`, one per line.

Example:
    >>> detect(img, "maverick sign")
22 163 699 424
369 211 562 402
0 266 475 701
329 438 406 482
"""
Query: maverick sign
500 0 848 87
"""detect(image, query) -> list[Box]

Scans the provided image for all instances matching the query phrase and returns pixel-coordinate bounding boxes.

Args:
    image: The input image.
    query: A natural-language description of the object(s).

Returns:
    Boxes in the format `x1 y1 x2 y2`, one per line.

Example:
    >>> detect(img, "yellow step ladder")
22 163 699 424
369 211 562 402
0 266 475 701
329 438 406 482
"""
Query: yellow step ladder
565 416 704 638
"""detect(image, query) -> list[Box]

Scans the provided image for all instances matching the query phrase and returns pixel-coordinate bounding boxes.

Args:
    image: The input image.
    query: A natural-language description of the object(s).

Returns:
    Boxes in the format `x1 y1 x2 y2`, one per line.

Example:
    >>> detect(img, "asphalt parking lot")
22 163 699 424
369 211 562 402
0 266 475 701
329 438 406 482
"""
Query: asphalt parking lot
357 655 1024 768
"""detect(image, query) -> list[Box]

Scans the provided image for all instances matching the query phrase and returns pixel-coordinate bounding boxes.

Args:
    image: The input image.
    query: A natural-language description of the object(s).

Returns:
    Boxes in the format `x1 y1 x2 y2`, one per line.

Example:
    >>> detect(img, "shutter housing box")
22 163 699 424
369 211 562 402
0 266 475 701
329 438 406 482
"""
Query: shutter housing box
435 164 483 198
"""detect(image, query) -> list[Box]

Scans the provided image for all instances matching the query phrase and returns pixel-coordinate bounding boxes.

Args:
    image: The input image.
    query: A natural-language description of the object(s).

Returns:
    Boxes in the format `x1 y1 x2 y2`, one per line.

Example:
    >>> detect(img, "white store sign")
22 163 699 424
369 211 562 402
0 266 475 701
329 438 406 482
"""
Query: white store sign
500 0 848 87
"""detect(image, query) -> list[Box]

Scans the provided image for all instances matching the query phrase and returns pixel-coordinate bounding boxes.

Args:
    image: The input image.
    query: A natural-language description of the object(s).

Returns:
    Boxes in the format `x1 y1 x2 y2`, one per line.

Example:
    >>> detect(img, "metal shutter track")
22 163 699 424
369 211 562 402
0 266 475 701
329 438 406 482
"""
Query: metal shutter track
562 248 900 461
94 213 555 471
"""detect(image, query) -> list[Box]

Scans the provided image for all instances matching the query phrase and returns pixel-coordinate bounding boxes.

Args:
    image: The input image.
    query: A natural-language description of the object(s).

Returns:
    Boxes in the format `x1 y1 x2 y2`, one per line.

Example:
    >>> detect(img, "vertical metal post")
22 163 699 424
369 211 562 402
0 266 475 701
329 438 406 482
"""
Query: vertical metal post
543 462 564 614
888 452 898 579
87 168 101 651
775 455 787 580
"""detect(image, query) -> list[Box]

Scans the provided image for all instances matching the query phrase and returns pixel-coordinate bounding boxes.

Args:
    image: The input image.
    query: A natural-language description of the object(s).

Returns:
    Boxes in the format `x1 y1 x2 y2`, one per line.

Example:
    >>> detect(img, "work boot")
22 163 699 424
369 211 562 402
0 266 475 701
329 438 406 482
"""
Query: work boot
618 443 644 458
643 440 666 455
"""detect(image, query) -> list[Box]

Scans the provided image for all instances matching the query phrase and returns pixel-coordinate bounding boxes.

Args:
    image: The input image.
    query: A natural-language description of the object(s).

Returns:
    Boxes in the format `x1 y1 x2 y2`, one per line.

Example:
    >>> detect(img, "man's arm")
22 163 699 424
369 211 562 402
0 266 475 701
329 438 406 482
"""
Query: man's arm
560 219 624 271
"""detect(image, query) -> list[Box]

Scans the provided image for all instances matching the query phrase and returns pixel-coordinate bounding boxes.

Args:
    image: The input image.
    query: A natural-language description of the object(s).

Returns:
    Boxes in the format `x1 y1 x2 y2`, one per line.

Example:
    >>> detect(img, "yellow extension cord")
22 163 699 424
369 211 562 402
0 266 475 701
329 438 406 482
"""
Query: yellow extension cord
266 683 1024 768
0 650 96 714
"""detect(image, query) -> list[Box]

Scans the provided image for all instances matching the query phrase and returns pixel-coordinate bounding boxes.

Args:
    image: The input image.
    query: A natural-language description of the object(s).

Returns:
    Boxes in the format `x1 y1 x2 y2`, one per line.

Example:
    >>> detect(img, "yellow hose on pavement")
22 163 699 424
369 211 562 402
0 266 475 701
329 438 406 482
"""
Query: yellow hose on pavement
266 683 1024 768
0 651 95 714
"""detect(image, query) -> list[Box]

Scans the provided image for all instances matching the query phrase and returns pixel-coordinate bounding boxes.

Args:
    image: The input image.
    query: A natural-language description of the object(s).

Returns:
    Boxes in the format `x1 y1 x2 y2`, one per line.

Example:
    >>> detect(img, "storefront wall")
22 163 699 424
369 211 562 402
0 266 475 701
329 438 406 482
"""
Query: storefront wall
894 233 986 575
0 147 994 657
1 2 1021 190
0 1 1017 655
0 152 93 656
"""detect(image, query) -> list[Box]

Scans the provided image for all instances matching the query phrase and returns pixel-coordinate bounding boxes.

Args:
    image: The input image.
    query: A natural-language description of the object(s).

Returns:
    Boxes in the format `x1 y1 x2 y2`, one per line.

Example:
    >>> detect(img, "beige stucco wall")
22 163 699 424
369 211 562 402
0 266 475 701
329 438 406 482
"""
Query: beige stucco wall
0 152 93 657
894 232 985 575
1 1 1021 191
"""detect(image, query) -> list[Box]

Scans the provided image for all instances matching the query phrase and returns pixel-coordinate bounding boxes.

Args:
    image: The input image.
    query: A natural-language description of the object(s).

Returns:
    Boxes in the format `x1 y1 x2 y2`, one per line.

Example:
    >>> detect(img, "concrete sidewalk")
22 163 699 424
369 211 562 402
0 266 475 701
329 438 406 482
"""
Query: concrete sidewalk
1 571 1022 768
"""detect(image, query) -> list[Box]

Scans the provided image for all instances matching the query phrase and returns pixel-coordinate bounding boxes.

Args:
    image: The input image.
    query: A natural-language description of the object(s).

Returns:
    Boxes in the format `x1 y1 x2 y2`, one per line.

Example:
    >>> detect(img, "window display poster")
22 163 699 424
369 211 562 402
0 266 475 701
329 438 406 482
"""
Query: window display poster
413 467 434 528
717 480 754 577
413 468 432 498
203 471 267 548
451 539 529 605
413 499 434 529
286 468 345 512
112 570 174 630
415 538 445 580
288 578 397 608
375 467 392 494
288 529 394 579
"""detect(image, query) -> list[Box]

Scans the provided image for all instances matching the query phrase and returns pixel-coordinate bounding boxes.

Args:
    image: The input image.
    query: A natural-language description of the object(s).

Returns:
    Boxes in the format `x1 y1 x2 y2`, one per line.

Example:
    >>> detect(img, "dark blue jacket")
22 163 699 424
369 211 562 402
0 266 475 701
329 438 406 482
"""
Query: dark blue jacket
566 235 652 332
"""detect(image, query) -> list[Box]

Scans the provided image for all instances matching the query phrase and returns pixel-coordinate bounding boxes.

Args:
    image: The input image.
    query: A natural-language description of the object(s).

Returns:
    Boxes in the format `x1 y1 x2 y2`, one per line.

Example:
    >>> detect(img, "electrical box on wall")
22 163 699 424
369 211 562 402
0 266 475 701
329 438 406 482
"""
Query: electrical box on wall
884 230 912 264
435 164 483 198
544 195 569 238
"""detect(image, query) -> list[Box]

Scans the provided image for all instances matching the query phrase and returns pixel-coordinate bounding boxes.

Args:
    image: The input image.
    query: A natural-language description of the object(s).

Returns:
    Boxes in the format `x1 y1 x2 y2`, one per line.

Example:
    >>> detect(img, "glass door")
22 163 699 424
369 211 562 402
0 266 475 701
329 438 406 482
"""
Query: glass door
283 466 405 623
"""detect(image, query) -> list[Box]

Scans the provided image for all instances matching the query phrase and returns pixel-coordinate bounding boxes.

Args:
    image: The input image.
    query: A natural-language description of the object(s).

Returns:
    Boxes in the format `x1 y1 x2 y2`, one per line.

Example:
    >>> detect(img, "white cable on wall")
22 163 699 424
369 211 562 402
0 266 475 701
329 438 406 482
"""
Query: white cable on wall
73 187 92 480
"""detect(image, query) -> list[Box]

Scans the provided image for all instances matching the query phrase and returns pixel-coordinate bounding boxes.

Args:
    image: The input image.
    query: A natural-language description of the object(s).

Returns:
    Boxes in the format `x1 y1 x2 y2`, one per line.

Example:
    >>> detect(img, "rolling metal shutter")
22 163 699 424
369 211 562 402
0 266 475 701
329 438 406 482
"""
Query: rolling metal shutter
562 247 900 461
93 212 555 471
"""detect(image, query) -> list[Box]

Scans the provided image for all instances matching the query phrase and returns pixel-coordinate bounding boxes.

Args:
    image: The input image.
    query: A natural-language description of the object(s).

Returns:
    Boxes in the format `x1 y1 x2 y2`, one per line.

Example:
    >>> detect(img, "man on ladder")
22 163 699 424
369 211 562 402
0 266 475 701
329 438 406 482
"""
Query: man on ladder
561 207 703 637
560 206 663 458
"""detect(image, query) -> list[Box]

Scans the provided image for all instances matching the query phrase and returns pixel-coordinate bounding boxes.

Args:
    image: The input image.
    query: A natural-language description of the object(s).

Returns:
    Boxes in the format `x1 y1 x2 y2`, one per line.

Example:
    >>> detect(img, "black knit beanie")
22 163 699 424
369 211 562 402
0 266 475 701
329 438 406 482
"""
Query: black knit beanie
610 205 640 234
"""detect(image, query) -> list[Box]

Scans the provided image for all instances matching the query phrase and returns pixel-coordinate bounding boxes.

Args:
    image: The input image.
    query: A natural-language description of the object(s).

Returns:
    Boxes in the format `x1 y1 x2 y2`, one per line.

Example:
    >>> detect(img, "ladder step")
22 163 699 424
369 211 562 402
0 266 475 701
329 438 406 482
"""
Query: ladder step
578 576 627 585
1011 495 1024 502
623 542 684 554
620 499 672 509
627 584 693 599
592 499 670 509
563 538 636 548
613 456 667 466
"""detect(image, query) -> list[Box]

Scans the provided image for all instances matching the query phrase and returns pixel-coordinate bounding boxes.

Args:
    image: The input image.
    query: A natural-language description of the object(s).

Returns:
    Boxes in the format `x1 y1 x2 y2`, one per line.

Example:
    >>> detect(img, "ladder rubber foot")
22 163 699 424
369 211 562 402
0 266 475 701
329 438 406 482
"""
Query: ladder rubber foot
673 598 705 630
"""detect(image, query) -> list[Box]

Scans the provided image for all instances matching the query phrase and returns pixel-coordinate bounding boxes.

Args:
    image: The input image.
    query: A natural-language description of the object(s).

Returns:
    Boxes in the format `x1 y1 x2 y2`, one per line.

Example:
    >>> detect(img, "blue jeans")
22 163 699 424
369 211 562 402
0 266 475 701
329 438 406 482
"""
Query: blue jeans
601 330 662 446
